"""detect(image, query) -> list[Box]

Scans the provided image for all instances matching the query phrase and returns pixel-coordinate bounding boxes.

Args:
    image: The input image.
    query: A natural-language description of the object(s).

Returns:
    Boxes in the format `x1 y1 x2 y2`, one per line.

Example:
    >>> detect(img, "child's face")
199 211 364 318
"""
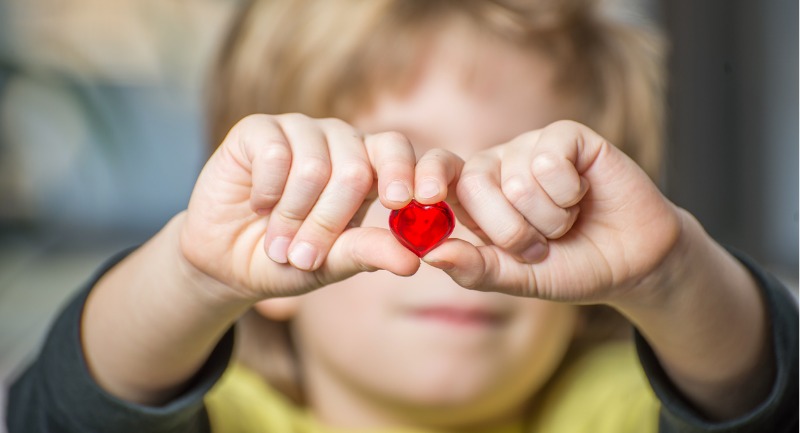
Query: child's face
262 24 581 428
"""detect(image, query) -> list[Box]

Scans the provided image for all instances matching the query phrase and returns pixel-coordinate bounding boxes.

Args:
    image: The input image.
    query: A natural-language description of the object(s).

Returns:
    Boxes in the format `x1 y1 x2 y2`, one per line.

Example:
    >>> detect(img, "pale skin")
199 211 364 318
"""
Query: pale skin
82 24 775 430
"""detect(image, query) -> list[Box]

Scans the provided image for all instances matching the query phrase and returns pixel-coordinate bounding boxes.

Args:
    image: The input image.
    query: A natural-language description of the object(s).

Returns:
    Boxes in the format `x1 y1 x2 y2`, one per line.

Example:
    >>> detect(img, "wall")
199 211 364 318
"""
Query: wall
662 0 798 286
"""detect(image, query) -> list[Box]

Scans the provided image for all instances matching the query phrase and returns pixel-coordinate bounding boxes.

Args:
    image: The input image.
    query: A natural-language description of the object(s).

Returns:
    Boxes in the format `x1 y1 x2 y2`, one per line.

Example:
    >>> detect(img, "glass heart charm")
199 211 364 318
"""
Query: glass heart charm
389 200 455 257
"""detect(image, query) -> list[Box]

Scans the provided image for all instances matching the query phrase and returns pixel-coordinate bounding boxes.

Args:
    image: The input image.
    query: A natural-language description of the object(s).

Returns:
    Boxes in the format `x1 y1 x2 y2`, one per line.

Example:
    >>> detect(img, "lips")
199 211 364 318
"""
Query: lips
409 306 505 327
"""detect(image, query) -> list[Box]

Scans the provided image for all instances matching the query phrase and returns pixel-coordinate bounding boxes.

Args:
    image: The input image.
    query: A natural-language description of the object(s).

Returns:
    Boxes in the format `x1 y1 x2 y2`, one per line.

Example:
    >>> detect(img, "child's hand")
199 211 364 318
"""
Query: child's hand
179 114 449 301
85 116 471 404
425 120 682 305
423 120 777 420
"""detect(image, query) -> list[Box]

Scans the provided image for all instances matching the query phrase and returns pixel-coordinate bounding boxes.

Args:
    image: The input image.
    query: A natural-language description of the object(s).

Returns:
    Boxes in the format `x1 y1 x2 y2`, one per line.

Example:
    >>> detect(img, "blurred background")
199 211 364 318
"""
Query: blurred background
0 0 245 424
0 0 797 427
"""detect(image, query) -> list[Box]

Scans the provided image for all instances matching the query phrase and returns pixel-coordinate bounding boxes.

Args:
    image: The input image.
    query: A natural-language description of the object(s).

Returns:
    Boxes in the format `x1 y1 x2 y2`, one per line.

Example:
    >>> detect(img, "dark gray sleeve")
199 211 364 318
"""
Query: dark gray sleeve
6 249 236 433
636 250 798 433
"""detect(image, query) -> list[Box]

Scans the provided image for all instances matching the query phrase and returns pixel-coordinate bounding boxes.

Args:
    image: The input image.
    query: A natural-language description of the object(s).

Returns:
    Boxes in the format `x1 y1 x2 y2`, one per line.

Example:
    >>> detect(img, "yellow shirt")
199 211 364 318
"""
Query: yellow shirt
205 341 659 433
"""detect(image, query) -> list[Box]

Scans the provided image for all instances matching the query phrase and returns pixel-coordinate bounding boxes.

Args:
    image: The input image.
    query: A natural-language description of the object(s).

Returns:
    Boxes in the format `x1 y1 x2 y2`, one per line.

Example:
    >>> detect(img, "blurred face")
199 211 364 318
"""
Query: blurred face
267 23 580 430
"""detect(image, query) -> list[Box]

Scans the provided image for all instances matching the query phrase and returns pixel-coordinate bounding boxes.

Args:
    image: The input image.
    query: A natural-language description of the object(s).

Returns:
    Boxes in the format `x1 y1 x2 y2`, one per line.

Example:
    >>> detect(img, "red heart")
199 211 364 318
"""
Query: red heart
389 200 455 257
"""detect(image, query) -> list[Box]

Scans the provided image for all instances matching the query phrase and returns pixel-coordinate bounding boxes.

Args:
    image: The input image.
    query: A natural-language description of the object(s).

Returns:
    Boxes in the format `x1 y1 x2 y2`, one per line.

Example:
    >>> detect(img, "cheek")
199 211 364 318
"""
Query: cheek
290 271 407 377
293 282 389 350
291 201 580 411
293 273 580 411
478 301 578 403
508 301 579 377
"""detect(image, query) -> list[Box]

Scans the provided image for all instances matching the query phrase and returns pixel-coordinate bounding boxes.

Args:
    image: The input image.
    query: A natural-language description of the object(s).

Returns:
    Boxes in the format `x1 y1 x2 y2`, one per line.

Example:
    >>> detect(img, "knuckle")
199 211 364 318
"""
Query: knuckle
355 259 379 274
233 114 274 141
232 115 285 162
261 141 292 165
276 206 307 224
278 112 312 124
532 152 560 175
320 117 356 134
336 161 373 194
421 148 451 161
349 234 379 273
309 211 342 236
457 171 491 198
547 119 582 132
297 156 331 188
375 131 411 147
459 274 482 290
252 189 282 206
501 175 531 208
418 149 456 172
514 130 539 143
457 264 486 290
235 113 271 130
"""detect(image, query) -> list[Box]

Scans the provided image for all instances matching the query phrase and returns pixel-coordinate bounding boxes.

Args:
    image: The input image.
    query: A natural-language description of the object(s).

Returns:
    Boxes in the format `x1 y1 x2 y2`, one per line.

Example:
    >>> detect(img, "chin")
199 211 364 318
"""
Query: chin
386 389 526 430
372 357 533 428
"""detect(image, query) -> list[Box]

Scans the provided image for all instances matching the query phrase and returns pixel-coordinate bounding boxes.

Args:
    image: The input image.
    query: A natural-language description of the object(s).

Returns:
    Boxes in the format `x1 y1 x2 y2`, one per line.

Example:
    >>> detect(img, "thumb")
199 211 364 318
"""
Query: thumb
423 238 539 298
315 227 421 286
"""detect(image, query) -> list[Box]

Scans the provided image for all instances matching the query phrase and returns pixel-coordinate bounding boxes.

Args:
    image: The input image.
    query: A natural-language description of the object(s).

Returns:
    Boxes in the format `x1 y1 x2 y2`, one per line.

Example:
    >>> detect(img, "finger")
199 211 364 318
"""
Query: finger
364 132 417 209
413 148 463 205
226 115 293 213
413 149 485 244
264 114 331 264
422 239 536 297
530 152 588 208
457 149 548 263
530 121 600 207
500 137 583 239
287 119 374 271
315 227 421 285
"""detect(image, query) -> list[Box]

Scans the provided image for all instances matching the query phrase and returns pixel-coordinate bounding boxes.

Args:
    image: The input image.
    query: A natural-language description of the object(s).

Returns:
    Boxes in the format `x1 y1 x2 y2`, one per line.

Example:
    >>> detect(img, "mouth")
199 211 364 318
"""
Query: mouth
409 306 506 328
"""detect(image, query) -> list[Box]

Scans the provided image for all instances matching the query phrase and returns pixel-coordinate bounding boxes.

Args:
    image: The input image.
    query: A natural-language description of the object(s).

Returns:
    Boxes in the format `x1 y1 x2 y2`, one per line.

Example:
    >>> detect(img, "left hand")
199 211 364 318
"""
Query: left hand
424 120 777 421
424 120 683 305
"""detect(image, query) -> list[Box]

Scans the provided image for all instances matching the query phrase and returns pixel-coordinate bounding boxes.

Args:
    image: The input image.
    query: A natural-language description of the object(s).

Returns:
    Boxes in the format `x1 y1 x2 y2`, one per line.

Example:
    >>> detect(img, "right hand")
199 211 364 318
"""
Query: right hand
180 114 456 302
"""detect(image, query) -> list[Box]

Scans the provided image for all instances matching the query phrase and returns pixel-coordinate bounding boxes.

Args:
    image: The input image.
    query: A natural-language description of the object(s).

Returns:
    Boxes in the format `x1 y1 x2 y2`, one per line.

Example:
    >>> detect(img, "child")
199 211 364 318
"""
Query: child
8 0 797 432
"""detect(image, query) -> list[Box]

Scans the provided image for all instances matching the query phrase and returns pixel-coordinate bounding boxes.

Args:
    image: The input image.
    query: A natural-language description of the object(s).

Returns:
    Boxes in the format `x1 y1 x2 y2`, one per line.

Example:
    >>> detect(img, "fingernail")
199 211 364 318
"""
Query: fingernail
386 181 410 202
417 179 440 200
268 236 291 263
521 242 548 263
288 241 318 270
425 259 455 271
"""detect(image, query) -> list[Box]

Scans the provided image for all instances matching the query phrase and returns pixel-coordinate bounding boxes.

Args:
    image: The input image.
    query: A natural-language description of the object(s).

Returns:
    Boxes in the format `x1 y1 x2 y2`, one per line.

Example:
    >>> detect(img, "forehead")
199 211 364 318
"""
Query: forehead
353 23 573 158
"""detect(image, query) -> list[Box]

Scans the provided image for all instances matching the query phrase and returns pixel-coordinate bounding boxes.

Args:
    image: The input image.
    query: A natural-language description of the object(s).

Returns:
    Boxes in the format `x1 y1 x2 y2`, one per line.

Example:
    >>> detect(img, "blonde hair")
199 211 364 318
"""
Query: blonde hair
208 0 667 404
210 0 666 178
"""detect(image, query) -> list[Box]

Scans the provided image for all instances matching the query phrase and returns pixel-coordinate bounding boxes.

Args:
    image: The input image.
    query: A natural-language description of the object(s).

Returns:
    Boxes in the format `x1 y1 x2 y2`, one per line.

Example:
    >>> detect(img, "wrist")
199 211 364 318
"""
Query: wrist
82 213 251 404
609 209 774 420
